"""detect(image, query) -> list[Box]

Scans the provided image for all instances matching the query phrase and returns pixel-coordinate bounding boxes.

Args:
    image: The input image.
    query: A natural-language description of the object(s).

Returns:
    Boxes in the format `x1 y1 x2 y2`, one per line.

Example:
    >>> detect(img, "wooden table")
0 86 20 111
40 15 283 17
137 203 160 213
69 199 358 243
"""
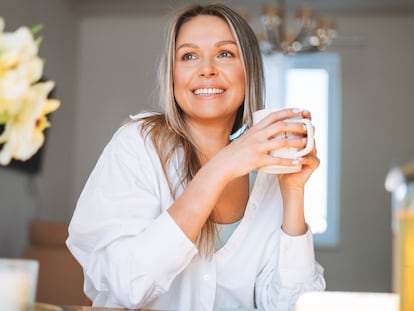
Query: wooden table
63 307 128 311
41 304 254 311
63 307 164 311
35 304 163 311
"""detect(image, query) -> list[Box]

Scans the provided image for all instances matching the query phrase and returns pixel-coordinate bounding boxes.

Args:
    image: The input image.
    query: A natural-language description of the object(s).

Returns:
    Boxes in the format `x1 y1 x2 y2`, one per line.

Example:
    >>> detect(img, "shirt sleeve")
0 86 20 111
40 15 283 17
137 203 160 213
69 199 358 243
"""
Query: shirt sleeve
66 121 198 309
255 228 326 311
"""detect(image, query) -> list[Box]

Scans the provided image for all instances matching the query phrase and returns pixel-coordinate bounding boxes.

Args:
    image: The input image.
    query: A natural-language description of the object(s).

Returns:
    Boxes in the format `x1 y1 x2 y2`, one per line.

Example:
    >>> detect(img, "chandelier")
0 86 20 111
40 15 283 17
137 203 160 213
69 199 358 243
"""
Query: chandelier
259 1 337 54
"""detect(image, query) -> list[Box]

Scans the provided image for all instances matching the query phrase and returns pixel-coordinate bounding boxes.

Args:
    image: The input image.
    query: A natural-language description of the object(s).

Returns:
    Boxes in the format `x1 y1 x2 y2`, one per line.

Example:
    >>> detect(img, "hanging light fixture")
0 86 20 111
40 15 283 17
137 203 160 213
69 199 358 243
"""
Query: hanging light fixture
259 0 337 54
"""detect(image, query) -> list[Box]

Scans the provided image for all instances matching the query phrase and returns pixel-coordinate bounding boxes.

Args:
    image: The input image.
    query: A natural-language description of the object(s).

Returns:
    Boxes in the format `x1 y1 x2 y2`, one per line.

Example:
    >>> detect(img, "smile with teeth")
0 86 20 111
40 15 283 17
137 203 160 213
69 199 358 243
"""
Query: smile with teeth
193 88 225 96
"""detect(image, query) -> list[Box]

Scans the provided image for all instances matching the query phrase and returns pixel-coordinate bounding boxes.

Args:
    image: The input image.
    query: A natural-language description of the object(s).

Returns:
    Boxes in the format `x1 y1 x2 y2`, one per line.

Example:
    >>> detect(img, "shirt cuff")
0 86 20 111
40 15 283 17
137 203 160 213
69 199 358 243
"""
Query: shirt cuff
278 227 316 287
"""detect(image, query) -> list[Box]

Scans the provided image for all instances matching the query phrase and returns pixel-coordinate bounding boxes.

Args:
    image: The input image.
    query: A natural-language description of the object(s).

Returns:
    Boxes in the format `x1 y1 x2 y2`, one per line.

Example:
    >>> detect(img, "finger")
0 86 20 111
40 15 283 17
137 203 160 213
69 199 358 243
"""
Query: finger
260 135 309 155
254 108 301 130
255 119 308 143
299 152 320 171
300 109 312 120
260 154 302 169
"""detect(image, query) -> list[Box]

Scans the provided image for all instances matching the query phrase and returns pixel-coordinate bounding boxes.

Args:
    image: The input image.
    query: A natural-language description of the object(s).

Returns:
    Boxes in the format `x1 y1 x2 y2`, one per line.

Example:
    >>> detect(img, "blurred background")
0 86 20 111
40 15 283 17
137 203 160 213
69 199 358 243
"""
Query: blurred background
1 0 414 298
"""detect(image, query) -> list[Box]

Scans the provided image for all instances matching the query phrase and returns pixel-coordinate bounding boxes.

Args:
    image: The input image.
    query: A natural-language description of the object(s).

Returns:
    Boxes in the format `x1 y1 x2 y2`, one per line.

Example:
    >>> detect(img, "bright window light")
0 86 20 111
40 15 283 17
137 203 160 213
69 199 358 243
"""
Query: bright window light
263 53 341 247
286 69 329 234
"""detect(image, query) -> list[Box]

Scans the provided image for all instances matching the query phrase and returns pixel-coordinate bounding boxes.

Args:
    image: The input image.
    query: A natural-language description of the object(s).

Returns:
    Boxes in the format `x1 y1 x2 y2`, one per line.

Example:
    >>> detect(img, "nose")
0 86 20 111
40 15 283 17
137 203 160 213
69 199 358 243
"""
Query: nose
199 57 217 78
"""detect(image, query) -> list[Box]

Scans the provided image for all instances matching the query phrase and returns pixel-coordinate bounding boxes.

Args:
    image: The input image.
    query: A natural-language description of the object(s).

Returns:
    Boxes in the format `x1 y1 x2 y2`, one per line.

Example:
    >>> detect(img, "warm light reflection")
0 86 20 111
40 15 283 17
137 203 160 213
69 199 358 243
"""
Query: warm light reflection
397 210 414 310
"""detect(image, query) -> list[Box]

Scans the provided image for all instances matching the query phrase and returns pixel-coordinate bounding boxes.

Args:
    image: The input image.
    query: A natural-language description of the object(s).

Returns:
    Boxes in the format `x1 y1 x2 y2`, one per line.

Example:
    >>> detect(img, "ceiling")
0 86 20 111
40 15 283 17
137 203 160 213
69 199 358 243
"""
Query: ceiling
75 0 414 17
231 0 414 14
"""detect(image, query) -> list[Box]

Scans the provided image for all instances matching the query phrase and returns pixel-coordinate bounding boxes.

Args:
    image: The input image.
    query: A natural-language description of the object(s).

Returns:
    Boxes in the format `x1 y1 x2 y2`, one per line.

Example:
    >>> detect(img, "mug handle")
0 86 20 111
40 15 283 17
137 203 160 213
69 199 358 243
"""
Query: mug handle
279 118 314 159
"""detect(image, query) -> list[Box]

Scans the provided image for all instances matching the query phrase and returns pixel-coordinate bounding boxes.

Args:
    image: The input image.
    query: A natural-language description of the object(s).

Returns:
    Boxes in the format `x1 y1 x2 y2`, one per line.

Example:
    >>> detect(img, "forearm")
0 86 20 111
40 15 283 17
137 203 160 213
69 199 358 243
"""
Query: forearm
167 158 232 242
280 187 307 236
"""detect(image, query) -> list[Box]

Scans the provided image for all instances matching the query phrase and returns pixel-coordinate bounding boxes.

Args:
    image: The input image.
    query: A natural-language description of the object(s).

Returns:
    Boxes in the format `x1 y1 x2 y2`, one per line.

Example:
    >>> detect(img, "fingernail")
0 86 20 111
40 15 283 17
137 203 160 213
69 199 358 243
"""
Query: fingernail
292 108 300 114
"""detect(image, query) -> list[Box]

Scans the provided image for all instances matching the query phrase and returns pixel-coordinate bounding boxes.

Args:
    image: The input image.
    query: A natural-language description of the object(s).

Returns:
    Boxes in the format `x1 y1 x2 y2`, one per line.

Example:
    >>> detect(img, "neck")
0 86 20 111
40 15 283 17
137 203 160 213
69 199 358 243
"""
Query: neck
186 119 234 162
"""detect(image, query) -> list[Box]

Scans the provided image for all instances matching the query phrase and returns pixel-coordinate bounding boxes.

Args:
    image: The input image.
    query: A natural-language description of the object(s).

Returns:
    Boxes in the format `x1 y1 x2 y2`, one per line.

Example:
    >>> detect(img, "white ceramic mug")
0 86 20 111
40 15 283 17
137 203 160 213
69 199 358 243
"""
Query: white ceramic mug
253 108 314 174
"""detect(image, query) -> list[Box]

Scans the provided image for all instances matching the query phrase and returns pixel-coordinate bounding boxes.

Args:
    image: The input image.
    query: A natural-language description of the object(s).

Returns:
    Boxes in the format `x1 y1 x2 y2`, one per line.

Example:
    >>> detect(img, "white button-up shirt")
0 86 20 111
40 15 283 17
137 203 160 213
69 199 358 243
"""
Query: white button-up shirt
66 115 325 311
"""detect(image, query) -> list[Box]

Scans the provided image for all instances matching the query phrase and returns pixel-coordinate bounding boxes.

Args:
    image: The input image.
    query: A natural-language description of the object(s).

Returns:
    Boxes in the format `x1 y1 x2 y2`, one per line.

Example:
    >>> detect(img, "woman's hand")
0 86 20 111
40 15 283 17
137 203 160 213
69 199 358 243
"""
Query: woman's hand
170 108 318 240
277 109 320 236
217 108 319 236
215 108 314 181
278 109 320 191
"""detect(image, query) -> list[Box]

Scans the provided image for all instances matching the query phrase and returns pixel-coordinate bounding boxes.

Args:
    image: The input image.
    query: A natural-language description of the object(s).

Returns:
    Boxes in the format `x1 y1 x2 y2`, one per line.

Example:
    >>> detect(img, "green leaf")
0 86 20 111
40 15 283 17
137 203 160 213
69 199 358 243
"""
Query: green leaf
30 24 44 49
30 24 43 36
35 36 43 49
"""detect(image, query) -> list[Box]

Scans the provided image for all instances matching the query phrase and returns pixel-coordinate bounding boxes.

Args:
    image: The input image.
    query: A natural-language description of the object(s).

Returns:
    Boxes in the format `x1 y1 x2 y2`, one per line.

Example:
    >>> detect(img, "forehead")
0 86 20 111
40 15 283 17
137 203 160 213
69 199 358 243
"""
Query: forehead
176 15 235 43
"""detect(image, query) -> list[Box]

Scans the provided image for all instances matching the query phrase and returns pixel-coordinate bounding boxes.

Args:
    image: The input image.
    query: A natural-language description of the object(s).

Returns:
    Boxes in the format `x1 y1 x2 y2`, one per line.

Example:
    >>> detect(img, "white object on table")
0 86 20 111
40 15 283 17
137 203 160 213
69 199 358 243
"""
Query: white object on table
295 291 399 311
0 258 39 311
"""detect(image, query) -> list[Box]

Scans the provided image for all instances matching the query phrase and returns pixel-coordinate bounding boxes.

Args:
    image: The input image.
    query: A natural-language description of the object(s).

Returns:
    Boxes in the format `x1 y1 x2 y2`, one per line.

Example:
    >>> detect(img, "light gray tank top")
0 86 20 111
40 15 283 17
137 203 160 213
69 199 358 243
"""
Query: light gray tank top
214 171 257 251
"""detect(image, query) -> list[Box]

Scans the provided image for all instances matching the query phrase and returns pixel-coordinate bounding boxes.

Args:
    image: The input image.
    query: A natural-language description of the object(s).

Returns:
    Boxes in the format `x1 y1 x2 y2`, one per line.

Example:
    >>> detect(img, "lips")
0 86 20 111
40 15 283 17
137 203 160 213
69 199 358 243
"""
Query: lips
193 88 225 96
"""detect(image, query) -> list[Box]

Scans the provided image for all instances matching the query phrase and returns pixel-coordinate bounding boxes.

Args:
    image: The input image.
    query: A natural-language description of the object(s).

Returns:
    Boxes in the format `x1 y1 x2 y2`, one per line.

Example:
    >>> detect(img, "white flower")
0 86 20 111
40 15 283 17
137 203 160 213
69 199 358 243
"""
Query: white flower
0 82 59 164
0 17 60 166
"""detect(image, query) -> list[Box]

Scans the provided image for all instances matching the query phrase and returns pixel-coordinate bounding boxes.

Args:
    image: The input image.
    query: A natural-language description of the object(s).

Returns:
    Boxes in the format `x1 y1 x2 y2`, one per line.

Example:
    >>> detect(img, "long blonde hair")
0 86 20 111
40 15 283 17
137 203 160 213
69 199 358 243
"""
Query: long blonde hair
140 3 264 254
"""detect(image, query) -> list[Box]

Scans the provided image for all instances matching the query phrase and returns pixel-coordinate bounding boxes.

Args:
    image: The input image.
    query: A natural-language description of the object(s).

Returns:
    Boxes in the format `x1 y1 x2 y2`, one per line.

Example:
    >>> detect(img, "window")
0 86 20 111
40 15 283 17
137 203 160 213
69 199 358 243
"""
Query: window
262 52 341 247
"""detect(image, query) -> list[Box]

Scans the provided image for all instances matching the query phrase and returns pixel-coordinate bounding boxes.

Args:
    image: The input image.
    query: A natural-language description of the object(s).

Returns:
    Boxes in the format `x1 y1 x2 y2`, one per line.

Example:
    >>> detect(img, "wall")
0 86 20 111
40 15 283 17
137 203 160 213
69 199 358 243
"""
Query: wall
318 14 414 291
71 14 167 201
2 0 414 294
0 0 78 257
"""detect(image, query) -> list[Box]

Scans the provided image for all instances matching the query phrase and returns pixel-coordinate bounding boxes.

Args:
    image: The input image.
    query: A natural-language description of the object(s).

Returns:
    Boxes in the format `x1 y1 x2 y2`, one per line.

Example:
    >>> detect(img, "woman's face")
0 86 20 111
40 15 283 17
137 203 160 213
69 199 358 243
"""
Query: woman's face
173 15 246 126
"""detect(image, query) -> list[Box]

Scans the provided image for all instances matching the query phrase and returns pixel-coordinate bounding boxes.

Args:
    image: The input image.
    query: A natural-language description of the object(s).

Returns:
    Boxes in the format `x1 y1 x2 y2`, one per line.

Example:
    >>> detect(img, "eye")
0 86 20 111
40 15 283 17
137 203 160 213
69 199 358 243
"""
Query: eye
218 50 234 58
182 53 198 61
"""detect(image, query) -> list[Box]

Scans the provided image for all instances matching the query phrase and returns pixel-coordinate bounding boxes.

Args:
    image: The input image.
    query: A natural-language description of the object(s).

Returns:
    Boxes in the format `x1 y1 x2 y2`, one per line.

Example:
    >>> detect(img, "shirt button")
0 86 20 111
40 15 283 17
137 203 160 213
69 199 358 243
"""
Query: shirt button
203 274 210 281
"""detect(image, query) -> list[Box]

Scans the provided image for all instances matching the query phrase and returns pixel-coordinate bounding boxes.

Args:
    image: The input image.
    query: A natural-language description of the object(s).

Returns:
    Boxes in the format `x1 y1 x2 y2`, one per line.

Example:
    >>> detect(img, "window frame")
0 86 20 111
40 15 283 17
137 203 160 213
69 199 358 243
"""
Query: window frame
262 52 341 248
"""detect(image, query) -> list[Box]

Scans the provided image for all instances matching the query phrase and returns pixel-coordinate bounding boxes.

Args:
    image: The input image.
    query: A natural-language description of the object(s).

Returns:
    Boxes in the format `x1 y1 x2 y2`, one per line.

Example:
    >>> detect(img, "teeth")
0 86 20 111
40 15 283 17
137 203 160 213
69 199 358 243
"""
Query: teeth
194 88 224 96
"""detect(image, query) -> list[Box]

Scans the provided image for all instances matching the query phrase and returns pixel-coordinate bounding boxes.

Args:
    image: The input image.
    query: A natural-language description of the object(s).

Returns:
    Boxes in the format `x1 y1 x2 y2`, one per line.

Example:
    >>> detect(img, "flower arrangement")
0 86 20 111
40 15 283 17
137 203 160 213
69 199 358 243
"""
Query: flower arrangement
0 18 60 166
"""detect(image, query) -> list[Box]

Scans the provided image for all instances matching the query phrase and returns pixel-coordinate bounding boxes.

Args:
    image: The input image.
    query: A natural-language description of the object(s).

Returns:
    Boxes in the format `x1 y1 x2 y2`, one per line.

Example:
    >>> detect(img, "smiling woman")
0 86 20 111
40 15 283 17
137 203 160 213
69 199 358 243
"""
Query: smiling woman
66 3 325 311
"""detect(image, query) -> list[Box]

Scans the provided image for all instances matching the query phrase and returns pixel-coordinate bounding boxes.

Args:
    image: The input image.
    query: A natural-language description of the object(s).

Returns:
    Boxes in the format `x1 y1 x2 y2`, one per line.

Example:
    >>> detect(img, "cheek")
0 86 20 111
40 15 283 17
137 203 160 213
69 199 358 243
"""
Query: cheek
173 69 180 88
173 70 184 99
173 68 190 94
238 67 246 83
228 63 245 86
235 68 246 94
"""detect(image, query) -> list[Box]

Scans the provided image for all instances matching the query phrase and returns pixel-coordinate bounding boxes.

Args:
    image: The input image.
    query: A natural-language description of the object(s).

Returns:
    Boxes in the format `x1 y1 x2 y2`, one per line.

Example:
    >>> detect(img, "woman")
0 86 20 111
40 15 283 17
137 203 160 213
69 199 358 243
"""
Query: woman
67 3 325 311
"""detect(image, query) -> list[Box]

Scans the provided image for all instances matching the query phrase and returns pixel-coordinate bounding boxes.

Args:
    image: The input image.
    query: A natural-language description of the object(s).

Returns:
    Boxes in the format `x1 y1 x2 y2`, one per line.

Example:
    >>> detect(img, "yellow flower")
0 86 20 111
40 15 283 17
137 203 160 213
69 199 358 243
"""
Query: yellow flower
0 26 38 70
0 23 43 115
0 81 59 165
0 17 60 165
0 58 43 116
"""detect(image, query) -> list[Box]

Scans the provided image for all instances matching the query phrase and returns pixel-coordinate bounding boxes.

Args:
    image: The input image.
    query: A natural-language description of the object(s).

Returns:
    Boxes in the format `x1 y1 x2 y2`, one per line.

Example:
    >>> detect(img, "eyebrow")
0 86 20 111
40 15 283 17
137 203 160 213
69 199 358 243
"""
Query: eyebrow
176 40 237 51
